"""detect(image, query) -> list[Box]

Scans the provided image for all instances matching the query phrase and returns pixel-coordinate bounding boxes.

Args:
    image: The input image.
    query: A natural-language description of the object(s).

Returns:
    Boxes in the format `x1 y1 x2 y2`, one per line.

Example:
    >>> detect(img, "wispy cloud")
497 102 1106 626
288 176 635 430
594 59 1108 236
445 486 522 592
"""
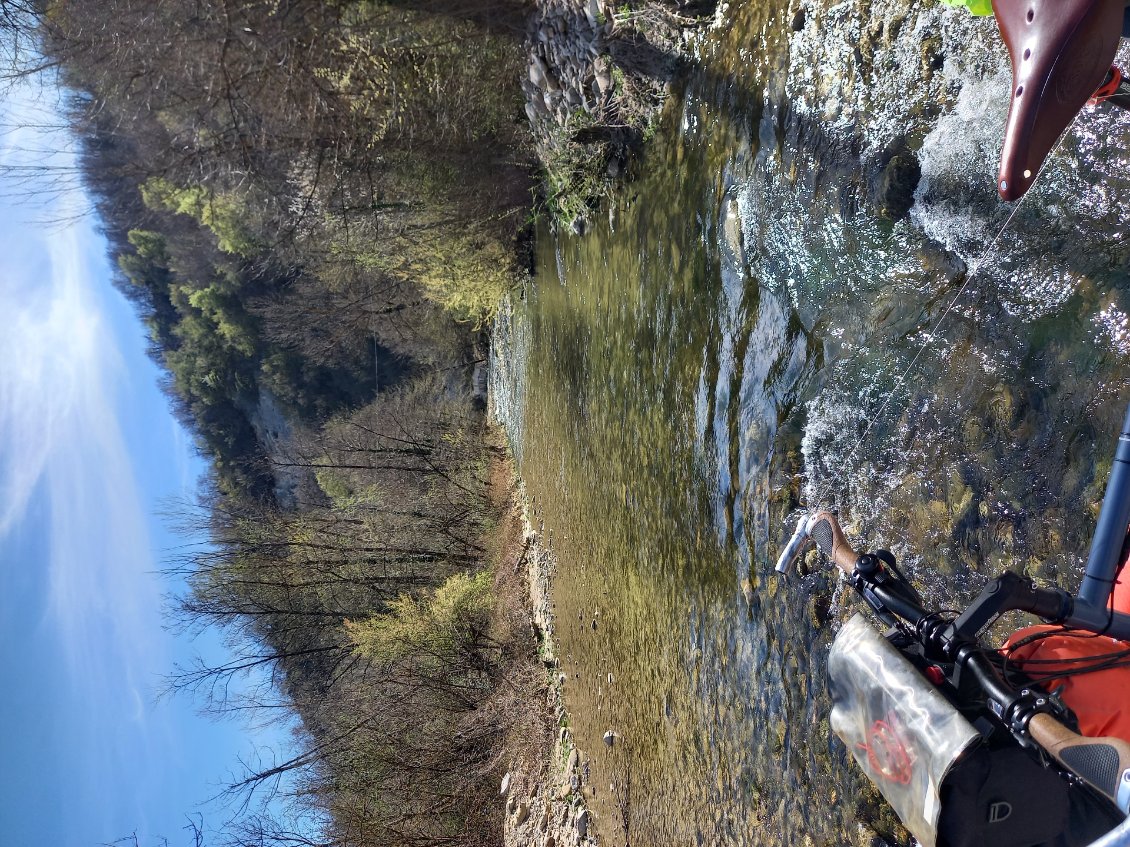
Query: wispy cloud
0 73 164 837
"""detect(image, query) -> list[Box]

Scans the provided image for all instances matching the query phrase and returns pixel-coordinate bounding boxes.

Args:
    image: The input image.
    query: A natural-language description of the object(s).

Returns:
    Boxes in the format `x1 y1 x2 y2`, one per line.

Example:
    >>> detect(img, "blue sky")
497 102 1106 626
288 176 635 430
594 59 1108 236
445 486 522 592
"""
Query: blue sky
0 73 290 846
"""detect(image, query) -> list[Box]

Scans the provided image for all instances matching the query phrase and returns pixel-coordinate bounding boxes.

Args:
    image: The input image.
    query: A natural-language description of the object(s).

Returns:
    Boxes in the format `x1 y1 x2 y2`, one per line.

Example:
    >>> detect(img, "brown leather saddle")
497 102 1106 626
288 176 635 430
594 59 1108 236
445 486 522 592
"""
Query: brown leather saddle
993 0 1124 199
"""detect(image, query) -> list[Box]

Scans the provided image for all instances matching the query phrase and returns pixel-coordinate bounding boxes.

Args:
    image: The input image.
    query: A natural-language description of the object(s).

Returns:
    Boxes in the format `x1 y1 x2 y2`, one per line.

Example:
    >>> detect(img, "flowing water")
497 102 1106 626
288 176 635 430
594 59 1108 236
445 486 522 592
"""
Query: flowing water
491 3 1130 845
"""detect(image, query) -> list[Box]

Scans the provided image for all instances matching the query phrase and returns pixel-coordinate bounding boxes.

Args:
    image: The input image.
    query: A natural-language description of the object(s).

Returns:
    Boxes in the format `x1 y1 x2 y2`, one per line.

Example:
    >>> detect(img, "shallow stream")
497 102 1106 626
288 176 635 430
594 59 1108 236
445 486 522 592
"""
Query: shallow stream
491 3 1130 844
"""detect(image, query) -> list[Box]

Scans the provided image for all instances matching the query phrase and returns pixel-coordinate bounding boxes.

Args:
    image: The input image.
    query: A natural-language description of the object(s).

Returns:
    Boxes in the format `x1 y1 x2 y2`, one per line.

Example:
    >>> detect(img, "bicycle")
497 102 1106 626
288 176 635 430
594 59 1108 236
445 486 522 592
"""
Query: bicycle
775 406 1130 846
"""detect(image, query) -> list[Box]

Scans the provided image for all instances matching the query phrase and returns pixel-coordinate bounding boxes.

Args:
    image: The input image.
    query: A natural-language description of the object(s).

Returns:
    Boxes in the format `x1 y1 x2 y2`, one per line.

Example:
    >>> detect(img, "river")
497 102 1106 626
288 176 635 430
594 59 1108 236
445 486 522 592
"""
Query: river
491 2 1130 845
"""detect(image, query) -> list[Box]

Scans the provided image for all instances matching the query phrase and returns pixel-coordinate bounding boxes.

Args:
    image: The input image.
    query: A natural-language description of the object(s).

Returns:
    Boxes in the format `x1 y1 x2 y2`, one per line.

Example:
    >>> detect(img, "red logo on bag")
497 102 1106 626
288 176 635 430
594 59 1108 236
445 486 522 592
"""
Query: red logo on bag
857 715 914 785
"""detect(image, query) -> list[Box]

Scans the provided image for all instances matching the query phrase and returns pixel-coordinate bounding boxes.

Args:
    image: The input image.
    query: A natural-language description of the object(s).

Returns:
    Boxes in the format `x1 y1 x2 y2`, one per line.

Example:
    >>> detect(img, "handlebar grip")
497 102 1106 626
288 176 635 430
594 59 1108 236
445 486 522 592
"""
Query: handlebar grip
809 511 860 574
1028 713 1130 813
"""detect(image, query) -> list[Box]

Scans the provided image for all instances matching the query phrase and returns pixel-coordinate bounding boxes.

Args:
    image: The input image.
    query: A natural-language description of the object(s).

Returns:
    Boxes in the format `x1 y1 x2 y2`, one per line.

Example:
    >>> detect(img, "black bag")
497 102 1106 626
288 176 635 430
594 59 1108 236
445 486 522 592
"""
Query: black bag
937 745 1123 847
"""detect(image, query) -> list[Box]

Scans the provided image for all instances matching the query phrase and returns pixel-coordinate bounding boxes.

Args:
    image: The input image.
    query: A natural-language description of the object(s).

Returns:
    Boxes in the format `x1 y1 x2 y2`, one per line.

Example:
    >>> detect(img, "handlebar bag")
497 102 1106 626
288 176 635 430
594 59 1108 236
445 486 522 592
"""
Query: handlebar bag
829 614 982 847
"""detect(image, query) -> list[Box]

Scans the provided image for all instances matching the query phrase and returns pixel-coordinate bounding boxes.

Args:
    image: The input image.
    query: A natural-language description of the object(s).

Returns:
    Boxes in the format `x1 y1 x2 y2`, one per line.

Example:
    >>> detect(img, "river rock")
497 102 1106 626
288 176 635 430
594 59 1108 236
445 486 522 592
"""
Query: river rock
575 808 591 837
515 801 530 825
585 0 601 29
603 730 615 747
595 67 613 94
530 56 549 88
500 772 512 797
566 748 579 773
869 146 921 221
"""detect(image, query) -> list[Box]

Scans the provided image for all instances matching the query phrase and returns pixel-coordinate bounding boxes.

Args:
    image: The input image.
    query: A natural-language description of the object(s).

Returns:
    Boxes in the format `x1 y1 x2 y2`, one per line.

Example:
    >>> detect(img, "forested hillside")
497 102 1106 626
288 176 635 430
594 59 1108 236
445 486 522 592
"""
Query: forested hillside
48 0 533 496
23 0 550 844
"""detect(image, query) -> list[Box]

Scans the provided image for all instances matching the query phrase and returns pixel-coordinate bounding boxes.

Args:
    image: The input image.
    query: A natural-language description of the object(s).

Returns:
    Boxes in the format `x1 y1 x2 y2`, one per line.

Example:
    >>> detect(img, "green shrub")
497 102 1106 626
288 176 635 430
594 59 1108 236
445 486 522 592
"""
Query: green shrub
346 570 494 667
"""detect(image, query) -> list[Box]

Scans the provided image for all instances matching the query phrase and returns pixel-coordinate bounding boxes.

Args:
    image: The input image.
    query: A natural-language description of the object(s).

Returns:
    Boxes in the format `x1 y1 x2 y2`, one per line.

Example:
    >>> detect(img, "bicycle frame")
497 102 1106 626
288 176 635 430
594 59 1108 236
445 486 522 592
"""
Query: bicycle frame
1071 403 1130 638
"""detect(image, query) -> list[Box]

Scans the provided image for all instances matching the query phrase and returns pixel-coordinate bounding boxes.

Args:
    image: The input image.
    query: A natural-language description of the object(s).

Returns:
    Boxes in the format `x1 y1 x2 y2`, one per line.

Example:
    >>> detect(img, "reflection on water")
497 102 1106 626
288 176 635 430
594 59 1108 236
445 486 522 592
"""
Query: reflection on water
491 2 1130 844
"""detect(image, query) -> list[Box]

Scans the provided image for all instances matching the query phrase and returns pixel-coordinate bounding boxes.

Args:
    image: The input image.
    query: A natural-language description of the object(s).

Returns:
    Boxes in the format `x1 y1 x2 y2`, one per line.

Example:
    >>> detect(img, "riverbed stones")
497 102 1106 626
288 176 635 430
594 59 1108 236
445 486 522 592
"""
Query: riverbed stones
501 772 512 797
515 802 531 826
602 729 615 747
522 0 700 227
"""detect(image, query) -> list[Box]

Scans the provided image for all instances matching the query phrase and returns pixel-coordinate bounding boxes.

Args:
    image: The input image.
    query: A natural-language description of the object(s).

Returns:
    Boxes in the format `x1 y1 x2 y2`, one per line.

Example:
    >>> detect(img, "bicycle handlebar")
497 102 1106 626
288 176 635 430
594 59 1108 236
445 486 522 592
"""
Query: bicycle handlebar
773 510 862 575
782 508 1130 815
808 510 861 573
1028 713 1130 814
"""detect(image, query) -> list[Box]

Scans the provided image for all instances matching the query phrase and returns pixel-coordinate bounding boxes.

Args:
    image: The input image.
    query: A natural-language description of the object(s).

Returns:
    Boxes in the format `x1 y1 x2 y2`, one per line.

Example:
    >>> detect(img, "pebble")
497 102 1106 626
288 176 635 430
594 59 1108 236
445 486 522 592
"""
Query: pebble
575 809 591 837
530 59 547 88
603 729 615 747
515 802 530 825
500 772 512 797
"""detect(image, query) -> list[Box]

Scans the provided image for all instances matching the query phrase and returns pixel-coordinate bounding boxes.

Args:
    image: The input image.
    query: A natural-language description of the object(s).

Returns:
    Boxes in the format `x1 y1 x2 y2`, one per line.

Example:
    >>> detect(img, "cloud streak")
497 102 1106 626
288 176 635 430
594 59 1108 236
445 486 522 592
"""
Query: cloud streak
0 72 167 840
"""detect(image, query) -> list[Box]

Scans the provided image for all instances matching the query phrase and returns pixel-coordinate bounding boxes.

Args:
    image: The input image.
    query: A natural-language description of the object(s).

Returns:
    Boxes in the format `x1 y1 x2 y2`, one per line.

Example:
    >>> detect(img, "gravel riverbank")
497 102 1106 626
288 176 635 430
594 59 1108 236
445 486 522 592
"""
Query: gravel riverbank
500 494 602 847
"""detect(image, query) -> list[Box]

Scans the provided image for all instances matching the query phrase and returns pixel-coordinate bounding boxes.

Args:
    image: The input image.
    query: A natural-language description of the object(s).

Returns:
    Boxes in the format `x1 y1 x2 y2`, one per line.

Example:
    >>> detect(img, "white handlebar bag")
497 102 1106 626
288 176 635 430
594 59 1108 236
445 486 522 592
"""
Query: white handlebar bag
828 614 981 847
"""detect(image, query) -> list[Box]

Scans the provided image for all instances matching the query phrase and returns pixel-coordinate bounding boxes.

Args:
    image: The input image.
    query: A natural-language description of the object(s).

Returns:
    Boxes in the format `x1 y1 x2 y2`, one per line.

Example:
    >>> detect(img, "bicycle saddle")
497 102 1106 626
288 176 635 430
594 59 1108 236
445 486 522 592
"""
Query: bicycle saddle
992 0 1124 200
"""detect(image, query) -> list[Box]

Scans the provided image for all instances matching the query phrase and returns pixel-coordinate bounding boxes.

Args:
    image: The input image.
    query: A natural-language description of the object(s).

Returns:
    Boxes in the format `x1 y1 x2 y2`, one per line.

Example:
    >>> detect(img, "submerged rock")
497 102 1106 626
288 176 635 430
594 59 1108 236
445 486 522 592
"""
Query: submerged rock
869 146 922 221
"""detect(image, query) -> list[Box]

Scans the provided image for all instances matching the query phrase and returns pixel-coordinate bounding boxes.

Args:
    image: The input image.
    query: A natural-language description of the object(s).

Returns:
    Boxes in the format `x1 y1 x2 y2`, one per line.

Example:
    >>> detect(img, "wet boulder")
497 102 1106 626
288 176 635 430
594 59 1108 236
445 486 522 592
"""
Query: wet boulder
869 144 922 221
